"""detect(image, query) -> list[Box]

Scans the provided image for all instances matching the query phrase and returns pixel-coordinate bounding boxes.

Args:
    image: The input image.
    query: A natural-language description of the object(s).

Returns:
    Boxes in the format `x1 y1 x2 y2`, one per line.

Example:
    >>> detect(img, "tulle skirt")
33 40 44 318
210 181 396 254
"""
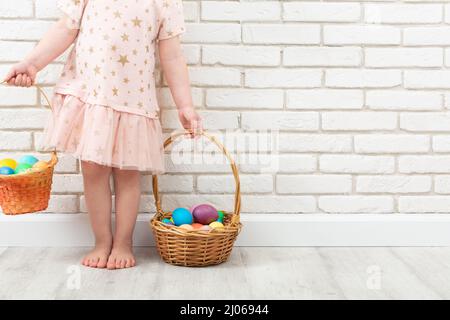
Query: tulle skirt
39 94 165 173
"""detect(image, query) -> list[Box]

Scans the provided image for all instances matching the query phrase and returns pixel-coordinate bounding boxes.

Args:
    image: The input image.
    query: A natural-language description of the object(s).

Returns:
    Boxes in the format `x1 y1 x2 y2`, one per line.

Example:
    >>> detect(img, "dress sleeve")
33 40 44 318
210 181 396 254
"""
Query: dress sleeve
157 0 186 41
57 0 87 29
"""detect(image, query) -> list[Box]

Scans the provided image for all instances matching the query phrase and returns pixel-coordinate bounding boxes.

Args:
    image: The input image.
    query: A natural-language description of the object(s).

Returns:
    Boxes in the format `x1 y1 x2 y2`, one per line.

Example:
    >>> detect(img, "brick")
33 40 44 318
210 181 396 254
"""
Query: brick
206 89 283 109
365 48 443 68
245 69 321 88
404 27 450 46
366 90 442 111
202 1 280 21
188 67 241 87
405 71 450 89
354 134 429 153
52 175 84 193
434 176 450 194
319 196 394 213
365 4 442 24
277 175 352 194
241 112 319 131
197 174 273 194
243 24 320 44
287 89 363 110
0 131 32 151
0 109 49 130
0 0 33 18
326 69 402 88
401 113 450 132
0 86 37 106
357 176 431 193
203 45 281 66
433 136 450 152
279 134 352 153
320 155 395 174
242 195 317 213
324 25 401 45
284 46 361 67
399 196 450 213
0 41 36 61
0 20 54 40
399 156 450 173
183 23 241 43
322 112 397 131
284 2 360 22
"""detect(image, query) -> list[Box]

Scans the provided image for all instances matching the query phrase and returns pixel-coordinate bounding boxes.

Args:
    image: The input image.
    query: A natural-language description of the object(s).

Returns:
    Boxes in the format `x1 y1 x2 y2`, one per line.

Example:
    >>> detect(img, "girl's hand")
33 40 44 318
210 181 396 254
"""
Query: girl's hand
3 61 38 87
178 107 203 137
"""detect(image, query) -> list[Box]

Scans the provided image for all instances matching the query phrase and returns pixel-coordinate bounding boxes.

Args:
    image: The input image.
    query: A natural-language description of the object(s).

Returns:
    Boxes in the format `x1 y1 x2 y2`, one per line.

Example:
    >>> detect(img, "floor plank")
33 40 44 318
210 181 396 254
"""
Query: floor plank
0 247 449 299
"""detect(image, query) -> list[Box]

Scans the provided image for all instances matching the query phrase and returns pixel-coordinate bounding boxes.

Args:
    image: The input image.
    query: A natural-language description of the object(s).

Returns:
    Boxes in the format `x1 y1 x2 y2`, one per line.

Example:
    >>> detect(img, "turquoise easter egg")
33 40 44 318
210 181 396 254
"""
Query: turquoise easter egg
0 166 15 175
162 218 174 225
15 163 32 174
18 155 39 166
172 207 193 226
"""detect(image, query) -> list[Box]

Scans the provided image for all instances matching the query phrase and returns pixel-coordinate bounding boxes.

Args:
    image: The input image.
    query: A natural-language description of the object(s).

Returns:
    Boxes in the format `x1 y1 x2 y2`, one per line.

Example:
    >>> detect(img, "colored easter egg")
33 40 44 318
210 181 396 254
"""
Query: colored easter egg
189 204 202 213
192 223 204 230
0 166 15 175
0 158 17 170
179 224 194 231
14 163 32 174
18 155 39 166
172 207 193 226
33 161 49 170
162 218 174 225
192 204 219 225
209 222 225 229
217 210 225 223
200 225 211 231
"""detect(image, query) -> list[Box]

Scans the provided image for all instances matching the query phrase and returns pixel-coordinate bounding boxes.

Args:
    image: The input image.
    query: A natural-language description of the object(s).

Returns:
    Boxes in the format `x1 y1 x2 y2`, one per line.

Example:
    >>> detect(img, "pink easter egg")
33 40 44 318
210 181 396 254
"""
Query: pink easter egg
192 204 219 225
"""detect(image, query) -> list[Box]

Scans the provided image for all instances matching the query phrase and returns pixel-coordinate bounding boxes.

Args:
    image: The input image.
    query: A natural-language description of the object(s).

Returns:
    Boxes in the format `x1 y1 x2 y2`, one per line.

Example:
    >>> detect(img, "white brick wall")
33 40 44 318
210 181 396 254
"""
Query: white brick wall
2 1 450 214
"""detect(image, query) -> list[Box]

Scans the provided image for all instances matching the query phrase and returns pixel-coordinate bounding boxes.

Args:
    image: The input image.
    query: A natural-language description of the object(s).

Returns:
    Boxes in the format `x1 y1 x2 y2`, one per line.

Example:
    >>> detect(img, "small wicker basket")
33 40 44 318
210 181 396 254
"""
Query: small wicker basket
150 131 242 267
0 83 58 215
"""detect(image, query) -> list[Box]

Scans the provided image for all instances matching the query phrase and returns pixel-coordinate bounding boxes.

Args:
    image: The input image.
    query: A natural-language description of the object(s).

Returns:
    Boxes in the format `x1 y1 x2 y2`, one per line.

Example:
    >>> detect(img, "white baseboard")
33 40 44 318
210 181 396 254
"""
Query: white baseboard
1 213 450 247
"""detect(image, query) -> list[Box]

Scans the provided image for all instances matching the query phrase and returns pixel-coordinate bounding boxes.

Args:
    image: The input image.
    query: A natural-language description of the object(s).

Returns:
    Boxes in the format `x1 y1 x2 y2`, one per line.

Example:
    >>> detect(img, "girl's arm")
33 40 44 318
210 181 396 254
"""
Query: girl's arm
4 16 79 87
159 37 203 135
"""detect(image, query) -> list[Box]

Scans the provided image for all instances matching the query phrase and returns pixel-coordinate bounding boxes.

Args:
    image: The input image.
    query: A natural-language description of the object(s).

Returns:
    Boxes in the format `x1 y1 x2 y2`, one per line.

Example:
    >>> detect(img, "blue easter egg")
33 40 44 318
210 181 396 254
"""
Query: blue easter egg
0 166 15 175
18 155 39 166
172 207 193 226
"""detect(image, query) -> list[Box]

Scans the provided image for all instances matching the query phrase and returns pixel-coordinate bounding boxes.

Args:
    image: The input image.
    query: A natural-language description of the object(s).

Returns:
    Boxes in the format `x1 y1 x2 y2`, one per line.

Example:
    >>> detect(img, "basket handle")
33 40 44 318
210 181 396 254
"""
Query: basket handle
0 81 57 160
152 130 241 225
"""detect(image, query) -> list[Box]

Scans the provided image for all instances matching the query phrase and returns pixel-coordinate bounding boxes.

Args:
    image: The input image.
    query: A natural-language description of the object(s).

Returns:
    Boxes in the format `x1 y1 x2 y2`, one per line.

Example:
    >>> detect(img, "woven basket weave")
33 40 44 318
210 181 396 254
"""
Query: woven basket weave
0 83 58 215
150 131 242 267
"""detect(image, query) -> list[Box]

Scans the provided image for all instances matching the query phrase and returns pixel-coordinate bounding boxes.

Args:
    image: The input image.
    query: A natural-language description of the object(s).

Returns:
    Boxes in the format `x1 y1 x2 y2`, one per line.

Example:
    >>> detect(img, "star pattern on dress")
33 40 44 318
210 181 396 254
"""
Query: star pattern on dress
118 55 130 66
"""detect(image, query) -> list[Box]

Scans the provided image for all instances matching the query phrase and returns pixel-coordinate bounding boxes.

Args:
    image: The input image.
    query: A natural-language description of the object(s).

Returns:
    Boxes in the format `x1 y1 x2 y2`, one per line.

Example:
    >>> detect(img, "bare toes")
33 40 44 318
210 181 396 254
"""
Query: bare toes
97 257 108 269
107 258 116 270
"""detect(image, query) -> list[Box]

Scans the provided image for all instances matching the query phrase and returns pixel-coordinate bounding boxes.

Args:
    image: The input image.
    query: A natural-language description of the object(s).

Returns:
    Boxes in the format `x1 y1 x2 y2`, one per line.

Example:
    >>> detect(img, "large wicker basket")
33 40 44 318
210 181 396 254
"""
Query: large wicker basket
150 131 242 267
0 83 58 215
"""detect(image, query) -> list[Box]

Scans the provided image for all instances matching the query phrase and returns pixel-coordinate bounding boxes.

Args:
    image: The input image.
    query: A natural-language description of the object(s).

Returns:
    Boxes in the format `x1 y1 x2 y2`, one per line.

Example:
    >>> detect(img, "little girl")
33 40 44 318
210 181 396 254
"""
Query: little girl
4 0 202 269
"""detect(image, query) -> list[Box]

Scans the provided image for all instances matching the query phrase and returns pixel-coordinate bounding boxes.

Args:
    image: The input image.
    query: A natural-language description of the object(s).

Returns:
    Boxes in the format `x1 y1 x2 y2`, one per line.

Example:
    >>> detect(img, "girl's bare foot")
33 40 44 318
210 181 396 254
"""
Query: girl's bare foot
107 242 136 269
81 241 112 268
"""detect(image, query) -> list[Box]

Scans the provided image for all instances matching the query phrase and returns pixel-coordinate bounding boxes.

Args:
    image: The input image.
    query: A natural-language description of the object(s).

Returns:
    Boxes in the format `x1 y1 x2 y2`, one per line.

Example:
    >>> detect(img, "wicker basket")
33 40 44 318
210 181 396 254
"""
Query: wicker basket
0 83 58 215
150 131 242 267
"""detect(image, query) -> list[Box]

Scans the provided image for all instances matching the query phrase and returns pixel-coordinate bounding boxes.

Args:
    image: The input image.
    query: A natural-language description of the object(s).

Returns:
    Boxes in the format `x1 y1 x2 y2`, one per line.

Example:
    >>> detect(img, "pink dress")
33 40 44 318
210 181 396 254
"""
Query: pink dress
40 0 186 172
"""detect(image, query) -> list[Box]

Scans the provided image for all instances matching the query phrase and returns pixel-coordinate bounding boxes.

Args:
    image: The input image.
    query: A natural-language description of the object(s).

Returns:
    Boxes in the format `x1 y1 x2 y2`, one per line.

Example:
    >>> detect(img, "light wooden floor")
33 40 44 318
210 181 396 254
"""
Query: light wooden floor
1 247 450 300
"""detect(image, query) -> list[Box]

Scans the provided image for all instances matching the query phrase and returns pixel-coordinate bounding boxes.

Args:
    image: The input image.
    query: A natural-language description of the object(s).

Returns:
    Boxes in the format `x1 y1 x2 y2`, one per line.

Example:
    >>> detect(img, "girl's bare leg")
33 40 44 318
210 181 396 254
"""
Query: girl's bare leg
107 168 141 269
80 161 113 268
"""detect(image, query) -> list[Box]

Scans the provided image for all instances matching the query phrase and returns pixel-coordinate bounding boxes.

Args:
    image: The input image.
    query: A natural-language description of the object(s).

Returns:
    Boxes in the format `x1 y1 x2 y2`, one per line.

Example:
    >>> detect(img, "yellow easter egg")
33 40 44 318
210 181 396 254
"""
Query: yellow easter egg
33 161 49 170
0 158 17 170
209 222 225 229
